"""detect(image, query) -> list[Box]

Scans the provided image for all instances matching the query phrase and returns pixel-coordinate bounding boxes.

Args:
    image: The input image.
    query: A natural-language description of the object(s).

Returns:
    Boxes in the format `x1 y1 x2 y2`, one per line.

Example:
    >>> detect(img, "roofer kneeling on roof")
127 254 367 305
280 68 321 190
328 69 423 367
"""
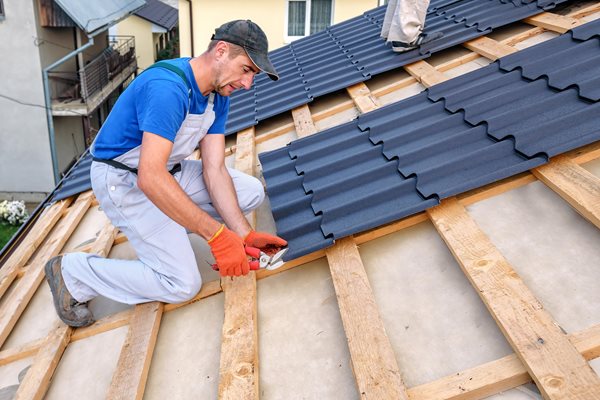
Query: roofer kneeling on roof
45 20 287 328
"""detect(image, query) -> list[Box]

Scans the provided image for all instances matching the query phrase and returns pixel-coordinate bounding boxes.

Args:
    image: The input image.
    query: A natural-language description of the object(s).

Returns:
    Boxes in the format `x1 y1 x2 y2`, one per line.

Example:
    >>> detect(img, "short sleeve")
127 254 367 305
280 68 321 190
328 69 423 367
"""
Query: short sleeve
136 79 189 141
207 96 230 134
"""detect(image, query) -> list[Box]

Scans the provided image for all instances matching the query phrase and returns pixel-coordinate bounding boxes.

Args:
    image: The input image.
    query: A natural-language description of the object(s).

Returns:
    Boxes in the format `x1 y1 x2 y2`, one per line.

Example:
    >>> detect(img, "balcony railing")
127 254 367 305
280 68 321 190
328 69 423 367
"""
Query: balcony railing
49 36 136 105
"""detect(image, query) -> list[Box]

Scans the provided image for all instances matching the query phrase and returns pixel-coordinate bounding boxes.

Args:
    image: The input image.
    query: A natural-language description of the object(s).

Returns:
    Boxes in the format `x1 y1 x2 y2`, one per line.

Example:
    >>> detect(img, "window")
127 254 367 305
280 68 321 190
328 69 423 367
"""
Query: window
286 0 333 41
0 0 5 19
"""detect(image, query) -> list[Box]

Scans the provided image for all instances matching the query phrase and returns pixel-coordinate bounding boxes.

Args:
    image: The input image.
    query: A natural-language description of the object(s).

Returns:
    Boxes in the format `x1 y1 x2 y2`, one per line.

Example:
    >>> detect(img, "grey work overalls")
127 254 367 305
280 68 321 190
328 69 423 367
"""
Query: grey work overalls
61 63 264 304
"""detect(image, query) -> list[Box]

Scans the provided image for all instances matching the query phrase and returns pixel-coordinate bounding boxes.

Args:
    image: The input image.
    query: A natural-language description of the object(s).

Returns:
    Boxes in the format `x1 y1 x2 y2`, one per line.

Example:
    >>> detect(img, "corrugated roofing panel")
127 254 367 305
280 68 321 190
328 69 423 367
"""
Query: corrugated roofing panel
226 0 567 134
51 151 93 202
260 148 332 260
260 18 600 261
54 0 145 34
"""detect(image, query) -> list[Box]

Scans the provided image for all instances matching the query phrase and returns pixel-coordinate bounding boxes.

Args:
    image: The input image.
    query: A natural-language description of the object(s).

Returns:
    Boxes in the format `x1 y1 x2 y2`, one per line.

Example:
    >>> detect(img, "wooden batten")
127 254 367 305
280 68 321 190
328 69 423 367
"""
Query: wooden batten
427 198 600 399
291 104 318 138
463 36 518 60
0 199 72 299
326 238 409 399
346 82 380 114
0 191 94 348
14 324 72 400
532 155 600 230
218 126 260 399
524 12 580 33
404 60 448 88
106 302 163 400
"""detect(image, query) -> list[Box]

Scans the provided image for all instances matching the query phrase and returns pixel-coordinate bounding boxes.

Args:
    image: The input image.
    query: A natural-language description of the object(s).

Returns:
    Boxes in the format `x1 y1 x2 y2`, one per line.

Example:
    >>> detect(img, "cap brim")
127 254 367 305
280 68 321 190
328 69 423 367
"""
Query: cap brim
245 47 279 81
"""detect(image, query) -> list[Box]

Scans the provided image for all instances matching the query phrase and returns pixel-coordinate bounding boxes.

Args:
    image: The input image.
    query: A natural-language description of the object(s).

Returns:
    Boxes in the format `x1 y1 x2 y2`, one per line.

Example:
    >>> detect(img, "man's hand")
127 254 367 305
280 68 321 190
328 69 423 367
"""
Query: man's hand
244 231 287 256
208 225 249 277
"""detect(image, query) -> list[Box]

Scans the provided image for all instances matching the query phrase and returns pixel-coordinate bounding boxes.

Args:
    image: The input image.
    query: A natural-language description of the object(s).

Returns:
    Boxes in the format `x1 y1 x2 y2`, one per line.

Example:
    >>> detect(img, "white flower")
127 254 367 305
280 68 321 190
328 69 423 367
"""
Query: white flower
0 200 29 226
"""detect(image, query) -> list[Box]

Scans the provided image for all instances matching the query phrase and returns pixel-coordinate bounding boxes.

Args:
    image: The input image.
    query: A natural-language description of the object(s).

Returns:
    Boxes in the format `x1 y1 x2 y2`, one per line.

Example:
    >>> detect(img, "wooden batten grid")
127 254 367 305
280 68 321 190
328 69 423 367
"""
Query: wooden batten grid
1 6 600 399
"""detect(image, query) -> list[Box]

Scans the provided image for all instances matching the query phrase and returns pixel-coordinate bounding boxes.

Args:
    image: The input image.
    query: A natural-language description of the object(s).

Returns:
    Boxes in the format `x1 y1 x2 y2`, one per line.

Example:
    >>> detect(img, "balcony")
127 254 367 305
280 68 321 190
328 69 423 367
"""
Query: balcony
50 36 137 117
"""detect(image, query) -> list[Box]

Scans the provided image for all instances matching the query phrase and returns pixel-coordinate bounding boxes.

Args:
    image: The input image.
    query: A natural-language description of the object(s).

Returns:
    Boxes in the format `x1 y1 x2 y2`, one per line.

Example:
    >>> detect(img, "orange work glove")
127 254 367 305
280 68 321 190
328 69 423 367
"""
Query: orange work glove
208 224 249 277
244 230 288 256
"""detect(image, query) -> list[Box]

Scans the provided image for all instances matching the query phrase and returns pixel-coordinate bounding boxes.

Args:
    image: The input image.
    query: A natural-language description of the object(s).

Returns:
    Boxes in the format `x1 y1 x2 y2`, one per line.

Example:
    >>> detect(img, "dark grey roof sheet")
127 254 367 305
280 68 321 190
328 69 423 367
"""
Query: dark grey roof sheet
225 0 570 135
51 151 93 203
259 18 600 261
134 0 178 30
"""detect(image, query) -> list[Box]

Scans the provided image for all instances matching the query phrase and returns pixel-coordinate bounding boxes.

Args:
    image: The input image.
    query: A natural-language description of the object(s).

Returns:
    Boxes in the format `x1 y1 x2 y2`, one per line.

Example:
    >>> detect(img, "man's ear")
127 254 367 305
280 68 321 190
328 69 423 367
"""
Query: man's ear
214 41 228 60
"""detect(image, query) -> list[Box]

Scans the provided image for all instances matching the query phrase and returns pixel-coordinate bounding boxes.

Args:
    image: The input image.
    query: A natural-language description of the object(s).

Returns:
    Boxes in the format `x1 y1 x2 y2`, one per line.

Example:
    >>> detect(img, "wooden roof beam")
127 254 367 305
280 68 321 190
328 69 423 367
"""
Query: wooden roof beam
533 155 600 229
427 198 600 399
404 60 448 88
218 126 260 399
291 104 318 138
524 12 580 33
326 237 409 399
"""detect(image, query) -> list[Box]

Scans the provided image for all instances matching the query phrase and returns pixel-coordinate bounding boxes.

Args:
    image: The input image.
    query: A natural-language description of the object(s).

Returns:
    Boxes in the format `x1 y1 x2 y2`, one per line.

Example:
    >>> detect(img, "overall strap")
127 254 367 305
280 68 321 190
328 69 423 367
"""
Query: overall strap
144 62 192 105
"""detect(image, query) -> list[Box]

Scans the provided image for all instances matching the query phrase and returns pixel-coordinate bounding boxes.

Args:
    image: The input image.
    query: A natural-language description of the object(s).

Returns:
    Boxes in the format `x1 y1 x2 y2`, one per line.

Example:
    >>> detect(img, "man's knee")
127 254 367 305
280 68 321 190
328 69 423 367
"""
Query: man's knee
239 175 265 213
164 271 202 303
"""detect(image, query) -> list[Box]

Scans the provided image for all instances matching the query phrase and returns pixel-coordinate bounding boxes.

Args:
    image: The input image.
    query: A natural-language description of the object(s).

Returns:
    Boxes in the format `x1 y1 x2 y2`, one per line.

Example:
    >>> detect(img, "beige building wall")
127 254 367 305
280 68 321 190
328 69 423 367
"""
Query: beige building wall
114 15 155 70
179 0 380 56
0 0 55 197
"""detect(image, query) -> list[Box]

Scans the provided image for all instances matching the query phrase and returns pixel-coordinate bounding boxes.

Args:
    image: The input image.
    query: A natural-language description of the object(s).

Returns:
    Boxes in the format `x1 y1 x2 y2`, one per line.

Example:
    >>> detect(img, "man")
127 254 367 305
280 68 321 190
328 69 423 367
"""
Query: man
381 0 443 53
45 20 287 328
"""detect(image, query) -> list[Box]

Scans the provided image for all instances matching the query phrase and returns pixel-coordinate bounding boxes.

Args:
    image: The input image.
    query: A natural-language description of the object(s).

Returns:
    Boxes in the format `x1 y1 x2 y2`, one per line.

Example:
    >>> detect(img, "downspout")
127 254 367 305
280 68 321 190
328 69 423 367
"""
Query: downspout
186 0 194 56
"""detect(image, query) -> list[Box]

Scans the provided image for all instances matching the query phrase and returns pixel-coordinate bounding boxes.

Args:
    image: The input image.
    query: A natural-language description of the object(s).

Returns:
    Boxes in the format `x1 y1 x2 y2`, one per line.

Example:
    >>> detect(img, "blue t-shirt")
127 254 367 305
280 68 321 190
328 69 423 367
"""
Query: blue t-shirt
92 58 230 159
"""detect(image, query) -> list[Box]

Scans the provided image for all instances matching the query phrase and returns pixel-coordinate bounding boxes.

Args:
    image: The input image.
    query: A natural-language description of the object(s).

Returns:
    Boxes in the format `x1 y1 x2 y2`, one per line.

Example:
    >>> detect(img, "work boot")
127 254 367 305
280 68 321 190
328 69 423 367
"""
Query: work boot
391 31 444 53
45 255 95 327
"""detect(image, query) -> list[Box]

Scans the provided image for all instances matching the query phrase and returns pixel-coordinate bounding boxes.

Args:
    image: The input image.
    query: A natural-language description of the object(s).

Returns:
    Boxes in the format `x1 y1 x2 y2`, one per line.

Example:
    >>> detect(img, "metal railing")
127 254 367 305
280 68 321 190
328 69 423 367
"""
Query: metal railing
48 36 136 104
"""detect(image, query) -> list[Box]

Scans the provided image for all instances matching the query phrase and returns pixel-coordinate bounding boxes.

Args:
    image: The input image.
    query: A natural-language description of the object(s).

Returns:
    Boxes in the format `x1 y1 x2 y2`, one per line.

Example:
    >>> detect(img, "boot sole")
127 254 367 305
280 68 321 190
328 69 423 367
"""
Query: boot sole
45 257 95 328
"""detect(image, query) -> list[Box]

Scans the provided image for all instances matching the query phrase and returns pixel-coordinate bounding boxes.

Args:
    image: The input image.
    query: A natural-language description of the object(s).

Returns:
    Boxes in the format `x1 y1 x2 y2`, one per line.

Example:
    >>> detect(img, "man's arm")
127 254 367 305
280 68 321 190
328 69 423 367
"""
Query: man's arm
200 133 253 238
137 131 221 240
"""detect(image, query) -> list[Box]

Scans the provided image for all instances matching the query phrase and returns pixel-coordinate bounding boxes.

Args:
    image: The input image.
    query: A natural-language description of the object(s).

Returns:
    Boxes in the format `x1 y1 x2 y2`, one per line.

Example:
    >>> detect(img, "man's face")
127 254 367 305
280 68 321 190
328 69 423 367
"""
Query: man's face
214 50 259 97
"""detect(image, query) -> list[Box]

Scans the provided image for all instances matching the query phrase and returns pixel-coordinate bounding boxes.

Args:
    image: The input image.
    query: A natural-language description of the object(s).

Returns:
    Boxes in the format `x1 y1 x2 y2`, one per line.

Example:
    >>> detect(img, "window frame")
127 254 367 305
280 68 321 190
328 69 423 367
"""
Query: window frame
284 0 335 43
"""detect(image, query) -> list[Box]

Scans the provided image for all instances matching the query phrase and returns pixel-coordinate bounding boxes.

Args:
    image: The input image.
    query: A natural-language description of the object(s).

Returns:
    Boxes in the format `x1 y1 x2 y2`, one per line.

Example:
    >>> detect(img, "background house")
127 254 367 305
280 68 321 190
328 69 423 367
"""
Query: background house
0 0 143 201
178 0 386 56
111 0 179 71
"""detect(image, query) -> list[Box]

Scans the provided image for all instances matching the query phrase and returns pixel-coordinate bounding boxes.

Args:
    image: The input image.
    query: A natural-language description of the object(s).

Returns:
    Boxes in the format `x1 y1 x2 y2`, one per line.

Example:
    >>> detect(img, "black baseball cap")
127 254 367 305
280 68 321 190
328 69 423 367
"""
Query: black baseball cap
212 20 279 81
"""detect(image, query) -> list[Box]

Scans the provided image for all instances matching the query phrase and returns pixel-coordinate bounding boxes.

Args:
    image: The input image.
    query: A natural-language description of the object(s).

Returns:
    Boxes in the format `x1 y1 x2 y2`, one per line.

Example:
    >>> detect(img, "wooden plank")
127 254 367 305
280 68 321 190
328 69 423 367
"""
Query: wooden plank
71 308 133 342
0 199 72 299
291 104 318 138
90 220 119 257
14 323 72 400
0 337 46 367
532 155 600 229
106 302 163 400
427 198 600 399
404 60 448 88
0 191 94 348
325 237 409 399
218 273 259 399
463 36 517 60
524 12 579 33
218 126 259 400
409 323 600 400
346 82 380 114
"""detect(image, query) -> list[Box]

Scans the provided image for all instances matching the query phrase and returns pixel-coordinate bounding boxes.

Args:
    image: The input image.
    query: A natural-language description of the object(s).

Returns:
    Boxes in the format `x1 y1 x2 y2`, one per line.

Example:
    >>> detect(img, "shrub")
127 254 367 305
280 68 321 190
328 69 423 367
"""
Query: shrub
0 200 29 226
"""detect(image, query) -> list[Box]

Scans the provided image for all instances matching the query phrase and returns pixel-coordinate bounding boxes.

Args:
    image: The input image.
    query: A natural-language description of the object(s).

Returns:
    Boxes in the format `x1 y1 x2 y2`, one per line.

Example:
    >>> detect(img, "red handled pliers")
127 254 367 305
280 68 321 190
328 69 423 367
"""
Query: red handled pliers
211 246 288 272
